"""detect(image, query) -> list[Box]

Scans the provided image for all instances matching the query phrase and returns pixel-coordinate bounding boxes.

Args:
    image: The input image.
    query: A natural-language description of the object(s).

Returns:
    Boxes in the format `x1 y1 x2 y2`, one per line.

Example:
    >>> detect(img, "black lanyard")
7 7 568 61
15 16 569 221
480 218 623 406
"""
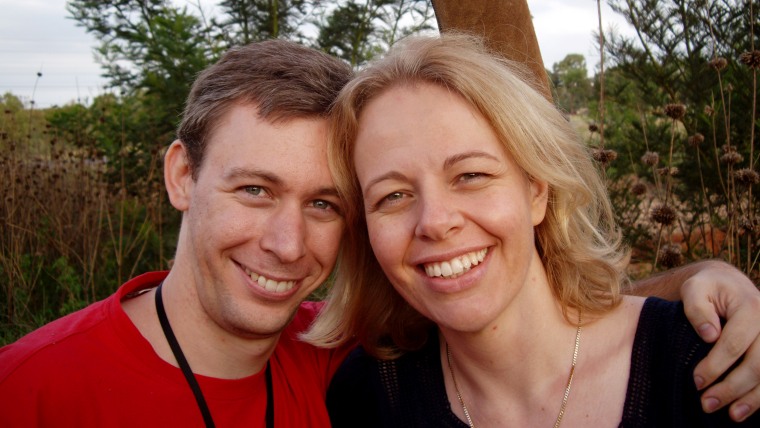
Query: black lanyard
155 282 274 428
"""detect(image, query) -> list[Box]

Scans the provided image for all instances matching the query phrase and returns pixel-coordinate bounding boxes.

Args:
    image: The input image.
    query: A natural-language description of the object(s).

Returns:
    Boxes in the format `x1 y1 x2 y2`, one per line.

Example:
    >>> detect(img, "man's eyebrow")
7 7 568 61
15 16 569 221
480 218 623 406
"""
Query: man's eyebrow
223 167 282 186
314 187 340 199
443 150 499 170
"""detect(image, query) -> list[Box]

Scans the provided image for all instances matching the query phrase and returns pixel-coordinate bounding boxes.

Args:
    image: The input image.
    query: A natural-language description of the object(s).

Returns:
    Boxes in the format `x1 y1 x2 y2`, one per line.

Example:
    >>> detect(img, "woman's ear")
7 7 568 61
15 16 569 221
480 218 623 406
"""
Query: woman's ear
530 179 549 226
164 140 193 211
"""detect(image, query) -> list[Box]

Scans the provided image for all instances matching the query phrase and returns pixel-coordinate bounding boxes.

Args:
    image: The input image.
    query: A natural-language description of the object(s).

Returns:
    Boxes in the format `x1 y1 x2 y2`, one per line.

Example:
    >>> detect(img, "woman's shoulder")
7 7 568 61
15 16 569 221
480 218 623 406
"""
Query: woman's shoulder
622 297 758 426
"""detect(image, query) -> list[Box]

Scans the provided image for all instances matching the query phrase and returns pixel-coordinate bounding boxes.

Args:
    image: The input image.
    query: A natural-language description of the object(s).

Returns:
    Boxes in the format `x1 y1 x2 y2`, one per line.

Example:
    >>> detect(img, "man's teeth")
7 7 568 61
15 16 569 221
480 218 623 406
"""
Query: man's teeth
423 249 487 279
247 270 295 293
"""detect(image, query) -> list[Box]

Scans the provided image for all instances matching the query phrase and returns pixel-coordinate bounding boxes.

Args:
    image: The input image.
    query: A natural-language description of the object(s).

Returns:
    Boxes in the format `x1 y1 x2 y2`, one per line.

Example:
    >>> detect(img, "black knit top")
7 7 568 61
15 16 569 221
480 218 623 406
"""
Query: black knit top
327 298 758 427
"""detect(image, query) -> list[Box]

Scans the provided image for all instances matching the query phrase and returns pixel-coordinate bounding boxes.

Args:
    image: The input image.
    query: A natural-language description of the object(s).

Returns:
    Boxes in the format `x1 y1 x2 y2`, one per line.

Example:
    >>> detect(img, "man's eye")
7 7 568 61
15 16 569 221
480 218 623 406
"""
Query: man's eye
244 186 264 196
313 200 332 210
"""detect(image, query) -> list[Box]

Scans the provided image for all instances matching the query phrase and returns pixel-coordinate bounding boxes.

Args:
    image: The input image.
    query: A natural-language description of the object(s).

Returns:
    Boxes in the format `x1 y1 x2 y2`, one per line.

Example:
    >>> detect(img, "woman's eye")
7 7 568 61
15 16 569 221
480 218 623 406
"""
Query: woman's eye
460 172 484 181
372 191 406 211
385 192 404 202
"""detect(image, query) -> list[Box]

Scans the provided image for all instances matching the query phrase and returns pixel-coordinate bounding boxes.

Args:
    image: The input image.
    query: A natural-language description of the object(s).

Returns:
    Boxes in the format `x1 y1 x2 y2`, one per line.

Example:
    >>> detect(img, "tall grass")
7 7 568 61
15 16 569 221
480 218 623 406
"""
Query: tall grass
0 100 175 345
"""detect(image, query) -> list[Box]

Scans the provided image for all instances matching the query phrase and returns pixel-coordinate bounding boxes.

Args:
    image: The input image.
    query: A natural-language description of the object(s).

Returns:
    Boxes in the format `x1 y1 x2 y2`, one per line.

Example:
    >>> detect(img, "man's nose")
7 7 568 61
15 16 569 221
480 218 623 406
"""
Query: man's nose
260 203 307 263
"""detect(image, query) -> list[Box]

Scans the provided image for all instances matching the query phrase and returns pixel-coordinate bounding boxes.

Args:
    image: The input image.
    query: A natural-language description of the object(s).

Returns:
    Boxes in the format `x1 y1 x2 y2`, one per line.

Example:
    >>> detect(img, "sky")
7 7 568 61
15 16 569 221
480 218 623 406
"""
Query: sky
0 0 635 109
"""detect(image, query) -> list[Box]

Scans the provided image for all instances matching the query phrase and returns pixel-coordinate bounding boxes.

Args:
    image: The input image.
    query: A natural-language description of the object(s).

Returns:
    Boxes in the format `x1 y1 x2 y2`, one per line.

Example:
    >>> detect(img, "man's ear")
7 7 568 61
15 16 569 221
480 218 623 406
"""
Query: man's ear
164 140 193 211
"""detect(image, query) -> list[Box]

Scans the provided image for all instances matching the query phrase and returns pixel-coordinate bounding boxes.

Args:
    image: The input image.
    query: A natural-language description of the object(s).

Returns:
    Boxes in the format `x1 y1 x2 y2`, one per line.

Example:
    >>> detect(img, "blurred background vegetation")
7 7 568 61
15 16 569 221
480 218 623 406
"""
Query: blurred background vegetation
1 0 758 345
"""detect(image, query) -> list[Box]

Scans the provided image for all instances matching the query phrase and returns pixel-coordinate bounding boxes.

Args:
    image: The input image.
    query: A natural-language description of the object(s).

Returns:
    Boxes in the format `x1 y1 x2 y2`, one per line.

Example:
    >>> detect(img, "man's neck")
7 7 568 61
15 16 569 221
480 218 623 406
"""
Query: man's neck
122 277 279 379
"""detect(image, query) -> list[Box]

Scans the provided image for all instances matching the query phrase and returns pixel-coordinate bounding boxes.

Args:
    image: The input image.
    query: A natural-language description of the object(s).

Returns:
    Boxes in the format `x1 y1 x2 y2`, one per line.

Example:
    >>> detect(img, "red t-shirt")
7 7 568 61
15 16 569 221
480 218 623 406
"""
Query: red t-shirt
0 271 353 427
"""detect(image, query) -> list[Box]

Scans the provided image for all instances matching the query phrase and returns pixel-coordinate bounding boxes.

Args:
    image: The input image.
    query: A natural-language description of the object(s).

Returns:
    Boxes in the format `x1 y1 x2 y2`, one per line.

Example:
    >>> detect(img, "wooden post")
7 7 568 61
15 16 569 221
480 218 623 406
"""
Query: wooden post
431 0 553 101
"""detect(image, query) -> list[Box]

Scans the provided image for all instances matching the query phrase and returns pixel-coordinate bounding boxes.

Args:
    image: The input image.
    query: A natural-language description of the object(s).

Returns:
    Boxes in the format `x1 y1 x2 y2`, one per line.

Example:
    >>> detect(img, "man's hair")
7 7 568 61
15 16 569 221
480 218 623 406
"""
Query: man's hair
305 33 628 359
177 39 353 178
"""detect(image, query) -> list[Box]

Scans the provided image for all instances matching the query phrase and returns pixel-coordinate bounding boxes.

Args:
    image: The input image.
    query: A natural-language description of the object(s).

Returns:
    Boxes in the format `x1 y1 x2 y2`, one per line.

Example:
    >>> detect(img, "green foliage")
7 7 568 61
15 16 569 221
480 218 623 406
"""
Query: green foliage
1 93 24 112
598 0 759 276
1 104 176 346
213 0 310 44
67 0 214 142
317 0 435 66
550 54 593 113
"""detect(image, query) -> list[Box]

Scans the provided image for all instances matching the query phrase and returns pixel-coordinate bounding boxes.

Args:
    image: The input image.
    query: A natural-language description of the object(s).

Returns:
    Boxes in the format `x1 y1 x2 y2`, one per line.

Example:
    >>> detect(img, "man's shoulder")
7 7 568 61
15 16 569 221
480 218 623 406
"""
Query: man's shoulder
0 272 167 383
287 300 327 333
0 296 113 382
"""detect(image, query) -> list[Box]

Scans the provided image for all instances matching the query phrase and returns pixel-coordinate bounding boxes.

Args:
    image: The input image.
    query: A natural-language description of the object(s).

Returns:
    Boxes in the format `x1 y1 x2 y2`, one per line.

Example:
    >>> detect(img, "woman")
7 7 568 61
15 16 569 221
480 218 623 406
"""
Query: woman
306 34 759 427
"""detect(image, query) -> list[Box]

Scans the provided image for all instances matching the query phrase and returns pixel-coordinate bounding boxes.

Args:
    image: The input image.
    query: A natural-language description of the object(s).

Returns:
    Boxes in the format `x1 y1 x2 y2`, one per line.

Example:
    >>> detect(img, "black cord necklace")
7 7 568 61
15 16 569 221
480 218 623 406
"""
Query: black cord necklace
155 282 274 428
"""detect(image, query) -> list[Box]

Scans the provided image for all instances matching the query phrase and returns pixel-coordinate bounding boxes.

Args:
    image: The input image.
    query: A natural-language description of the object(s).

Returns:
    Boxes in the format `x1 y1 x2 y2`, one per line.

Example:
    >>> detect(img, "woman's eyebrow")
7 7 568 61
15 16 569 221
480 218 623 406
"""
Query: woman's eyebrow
364 171 409 193
443 150 499 170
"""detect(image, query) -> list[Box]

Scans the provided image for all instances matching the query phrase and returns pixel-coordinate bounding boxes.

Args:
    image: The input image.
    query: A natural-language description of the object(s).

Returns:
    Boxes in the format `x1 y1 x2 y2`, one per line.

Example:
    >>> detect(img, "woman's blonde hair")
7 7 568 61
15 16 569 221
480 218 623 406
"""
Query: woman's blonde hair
304 33 628 359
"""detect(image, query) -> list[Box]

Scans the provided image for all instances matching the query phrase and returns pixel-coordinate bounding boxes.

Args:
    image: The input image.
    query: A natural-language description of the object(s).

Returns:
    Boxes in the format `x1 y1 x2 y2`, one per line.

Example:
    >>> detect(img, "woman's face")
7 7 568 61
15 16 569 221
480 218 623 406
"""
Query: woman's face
353 83 549 332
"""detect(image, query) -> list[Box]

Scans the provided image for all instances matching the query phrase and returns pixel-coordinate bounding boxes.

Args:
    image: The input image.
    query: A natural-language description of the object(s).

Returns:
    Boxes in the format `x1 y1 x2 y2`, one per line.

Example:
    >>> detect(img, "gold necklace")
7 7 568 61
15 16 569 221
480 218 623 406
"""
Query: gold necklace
445 311 582 428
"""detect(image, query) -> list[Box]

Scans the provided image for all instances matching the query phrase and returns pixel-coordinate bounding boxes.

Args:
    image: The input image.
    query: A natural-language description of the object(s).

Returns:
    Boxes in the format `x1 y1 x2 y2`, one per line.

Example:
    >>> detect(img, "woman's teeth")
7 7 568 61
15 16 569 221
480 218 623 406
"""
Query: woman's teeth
423 248 487 279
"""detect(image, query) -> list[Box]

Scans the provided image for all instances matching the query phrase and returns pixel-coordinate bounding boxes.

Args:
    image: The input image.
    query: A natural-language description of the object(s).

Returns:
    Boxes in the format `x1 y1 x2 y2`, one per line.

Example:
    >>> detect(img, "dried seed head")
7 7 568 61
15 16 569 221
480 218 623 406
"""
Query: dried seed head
664 103 686 120
658 244 683 268
734 168 760 186
592 148 618 165
687 133 704 148
709 57 728 71
631 182 647 196
720 152 744 165
704 105 714 116
641 151 660 166
740 50 760 69
588 123 599 133
739 217 756 234
651 204 677 226
657 167 679 176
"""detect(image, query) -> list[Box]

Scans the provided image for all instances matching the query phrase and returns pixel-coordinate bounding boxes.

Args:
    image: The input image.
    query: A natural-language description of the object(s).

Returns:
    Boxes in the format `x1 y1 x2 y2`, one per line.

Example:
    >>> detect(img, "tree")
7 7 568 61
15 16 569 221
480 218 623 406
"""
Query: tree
550 54 593 114
317 0 435 66
213 0 312 45
67 0 214 145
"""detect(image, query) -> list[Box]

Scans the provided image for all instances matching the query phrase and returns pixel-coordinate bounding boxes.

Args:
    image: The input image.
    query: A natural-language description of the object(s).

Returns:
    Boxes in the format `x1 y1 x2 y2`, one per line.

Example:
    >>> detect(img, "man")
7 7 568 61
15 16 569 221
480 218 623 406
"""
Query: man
0 39 758 427
0 39 353 427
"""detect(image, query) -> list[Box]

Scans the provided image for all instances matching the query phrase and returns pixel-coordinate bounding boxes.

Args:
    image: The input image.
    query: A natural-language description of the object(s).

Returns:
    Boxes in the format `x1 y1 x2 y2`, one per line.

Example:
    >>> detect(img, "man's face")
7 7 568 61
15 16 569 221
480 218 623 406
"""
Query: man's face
177 104 344 338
